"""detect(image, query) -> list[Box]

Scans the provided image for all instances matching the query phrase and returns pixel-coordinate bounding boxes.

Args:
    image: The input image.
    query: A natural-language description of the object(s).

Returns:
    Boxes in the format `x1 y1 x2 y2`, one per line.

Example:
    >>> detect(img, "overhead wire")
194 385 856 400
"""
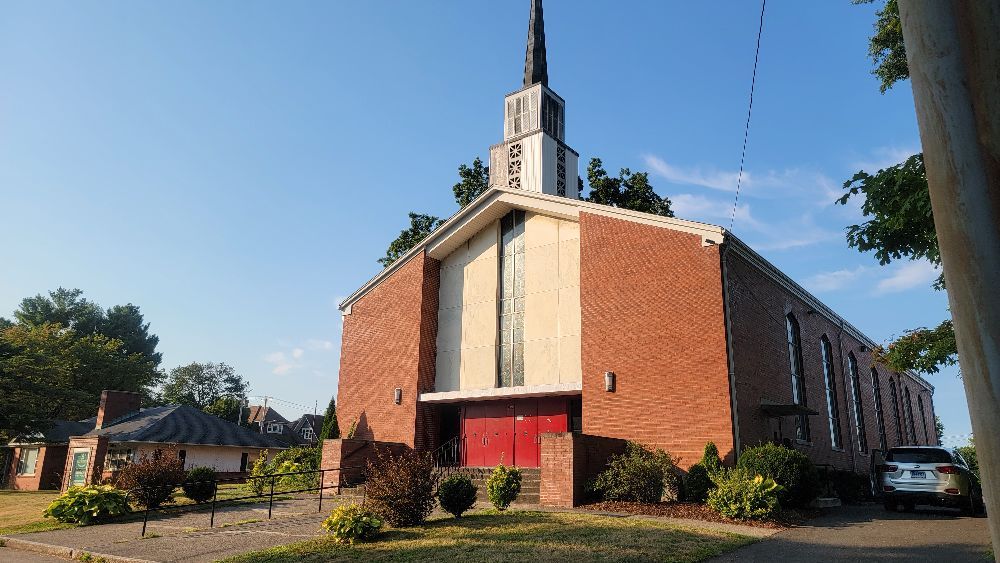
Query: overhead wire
730 0 767 232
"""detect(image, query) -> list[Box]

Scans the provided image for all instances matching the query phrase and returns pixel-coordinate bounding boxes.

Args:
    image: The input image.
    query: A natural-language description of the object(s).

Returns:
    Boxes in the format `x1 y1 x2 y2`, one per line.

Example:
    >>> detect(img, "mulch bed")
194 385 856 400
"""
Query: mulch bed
579 501 820 529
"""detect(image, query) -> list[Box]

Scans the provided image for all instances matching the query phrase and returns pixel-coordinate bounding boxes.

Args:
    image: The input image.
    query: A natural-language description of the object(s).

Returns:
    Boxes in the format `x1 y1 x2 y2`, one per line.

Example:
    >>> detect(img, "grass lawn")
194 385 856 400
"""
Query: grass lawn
221 510 758 563
0 490 73 535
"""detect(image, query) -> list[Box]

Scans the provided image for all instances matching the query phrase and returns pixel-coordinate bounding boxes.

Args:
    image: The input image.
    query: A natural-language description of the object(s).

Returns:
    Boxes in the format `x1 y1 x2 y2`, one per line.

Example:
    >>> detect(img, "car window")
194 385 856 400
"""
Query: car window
885 448 952 463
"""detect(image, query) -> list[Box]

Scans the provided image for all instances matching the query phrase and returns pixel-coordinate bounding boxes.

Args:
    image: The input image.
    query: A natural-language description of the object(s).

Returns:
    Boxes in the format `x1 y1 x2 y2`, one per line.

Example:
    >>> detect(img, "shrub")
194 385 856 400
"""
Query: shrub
113 452 185 509
44 485 131 524
437 474 478 517
181 467 218 503
829 469 871 504
322 502 382 544
589 442 678 503
701 442 723 473
684 464 714 503
707 469 782 520
364 448 438 527
736 443 819 508
244 453 270 496
486 464 522 511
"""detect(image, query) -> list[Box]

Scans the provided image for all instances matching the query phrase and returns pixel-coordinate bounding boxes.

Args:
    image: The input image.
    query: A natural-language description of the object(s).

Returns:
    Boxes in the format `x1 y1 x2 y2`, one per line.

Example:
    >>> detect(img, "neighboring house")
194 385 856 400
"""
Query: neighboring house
332 0 937 505
6 420 94 490
246 405 322 447
3 390 287 491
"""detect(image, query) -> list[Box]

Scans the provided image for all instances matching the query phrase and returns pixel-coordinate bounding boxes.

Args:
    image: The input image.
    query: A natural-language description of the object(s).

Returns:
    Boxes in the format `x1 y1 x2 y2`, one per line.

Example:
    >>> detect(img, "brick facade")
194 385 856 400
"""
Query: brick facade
539 432 629 507
337 251 440 450
5 445 67 490
61 436 109 490
320 438 410 490
724 248 935 473
579 213 735 468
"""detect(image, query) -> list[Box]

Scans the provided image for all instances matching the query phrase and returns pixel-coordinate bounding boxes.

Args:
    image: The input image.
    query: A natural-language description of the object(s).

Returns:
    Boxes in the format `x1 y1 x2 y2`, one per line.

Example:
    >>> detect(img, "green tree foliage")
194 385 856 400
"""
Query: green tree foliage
855 0 907 93
378 213 444 268
582 158 674 217
935 416 945 442
0 323 159 441
160 362 250 410
957 438 979 479
453 157 490 209
318 396 340 441
204 396 244 423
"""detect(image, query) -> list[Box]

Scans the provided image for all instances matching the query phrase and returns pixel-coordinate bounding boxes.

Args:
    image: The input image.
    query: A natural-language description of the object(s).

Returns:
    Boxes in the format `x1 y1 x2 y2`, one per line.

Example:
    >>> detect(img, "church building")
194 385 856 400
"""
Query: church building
332 0 936 506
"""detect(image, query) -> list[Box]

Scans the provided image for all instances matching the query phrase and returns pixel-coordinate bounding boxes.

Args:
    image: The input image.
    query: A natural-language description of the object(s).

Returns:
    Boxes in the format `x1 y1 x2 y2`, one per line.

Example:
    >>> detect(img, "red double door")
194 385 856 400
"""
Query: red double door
461 398 569 468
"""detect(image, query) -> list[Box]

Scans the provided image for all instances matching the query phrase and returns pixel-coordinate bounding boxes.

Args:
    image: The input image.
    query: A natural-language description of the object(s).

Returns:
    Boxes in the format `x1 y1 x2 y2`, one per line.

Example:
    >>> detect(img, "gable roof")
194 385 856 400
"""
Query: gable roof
81 405 286 448
291 414 323 434
8 419 96 446
246 405 288 424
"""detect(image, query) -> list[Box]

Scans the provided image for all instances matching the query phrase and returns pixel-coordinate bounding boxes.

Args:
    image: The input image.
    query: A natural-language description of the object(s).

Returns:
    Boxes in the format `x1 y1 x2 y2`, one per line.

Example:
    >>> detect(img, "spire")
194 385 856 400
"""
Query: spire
523 0 548 87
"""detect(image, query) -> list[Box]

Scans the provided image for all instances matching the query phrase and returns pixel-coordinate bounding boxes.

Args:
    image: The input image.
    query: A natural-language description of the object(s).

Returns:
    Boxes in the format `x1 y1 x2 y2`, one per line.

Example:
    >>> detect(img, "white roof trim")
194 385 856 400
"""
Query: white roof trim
418 382 583 404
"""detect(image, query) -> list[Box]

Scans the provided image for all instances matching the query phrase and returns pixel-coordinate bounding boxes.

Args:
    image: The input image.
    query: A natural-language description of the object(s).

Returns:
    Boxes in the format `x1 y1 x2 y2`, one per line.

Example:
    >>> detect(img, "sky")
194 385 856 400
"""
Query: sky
0 1 971 444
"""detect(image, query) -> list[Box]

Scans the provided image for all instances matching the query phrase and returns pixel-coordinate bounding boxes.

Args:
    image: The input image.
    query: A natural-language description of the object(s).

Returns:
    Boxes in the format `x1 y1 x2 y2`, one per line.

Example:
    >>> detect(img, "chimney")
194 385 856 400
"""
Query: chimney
95 390 142 429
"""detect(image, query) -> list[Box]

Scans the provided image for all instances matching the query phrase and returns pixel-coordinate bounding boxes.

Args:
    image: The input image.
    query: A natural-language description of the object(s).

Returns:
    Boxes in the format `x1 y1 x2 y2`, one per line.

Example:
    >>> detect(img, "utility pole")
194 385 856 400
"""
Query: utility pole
896 0 1000 551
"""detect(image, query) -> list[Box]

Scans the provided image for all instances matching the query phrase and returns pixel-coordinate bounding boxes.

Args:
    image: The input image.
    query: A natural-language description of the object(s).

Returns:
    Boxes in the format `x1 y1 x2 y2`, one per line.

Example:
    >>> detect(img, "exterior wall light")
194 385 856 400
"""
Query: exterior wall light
394 388 402 405
604 371 615 392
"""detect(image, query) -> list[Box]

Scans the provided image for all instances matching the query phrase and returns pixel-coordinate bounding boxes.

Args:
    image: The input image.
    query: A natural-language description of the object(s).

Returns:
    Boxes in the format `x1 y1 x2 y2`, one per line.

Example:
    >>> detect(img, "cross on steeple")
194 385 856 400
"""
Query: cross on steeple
523 0 548 87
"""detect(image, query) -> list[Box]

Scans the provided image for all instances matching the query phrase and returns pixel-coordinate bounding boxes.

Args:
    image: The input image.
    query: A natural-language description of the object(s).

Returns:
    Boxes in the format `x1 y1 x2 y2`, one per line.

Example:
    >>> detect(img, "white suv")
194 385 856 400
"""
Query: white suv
879 446 983 515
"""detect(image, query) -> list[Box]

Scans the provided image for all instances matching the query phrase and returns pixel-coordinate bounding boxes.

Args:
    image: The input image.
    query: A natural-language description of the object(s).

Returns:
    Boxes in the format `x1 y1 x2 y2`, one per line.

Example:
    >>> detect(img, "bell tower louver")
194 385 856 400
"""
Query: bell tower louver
488 0 579 199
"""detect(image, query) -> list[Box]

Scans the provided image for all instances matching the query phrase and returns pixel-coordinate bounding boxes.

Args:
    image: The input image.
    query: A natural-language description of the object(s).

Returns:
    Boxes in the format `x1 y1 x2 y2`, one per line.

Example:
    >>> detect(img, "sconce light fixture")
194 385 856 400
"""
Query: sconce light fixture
393 387 402 405
604 371 616 392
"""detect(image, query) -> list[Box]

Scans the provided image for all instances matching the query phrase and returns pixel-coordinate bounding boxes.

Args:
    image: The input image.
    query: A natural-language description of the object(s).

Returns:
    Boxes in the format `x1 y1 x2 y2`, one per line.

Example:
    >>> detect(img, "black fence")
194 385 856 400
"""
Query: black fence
123 466 364 537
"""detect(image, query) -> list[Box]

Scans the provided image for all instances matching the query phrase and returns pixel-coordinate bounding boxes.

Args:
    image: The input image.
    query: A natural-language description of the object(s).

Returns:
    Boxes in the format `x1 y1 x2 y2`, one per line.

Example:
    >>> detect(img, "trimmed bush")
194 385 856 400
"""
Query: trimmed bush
701 442 723 473
364 448 438 527
486 464 522 511
244 453 269 496
736 443 819 508
707 469 782 520
322 502 382 544
113 453 185 509
44 485 131 524
181 466 218 503
684 464 714 503
589 442 679 503
437 474 478 517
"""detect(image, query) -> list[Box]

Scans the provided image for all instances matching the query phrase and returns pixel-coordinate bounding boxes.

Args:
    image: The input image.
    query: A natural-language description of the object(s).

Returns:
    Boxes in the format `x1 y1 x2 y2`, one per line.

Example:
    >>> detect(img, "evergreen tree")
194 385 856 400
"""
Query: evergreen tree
318 396 340 441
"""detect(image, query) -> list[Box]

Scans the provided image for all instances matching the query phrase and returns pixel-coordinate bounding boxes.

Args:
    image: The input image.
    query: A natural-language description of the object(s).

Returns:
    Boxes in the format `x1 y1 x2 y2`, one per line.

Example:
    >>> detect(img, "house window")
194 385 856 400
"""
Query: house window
497 210 526 387
903 386 916 444
106 447 134 472
178 449 187 468
301 428 315 440
917 395 929 444
888 378 903 445
267 423 283 434
240 452 250 473
16 447 39 476
871 368 888 451
785 314 810 441
848 354 868 453
820 336 843 450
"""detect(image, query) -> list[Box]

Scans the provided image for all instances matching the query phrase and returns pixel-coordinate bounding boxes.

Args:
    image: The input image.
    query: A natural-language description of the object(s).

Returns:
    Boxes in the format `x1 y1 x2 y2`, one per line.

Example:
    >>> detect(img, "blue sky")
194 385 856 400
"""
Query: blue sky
0 1 970 443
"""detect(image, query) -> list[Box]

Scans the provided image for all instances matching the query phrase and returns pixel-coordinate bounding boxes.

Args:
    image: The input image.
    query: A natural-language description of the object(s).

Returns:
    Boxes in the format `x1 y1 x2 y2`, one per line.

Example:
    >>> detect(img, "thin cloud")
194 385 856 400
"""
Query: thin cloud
264 351 299 376
306 339 335 351
876 261 940 294
803 266 869 293
644 155 741 192
850 145 920 174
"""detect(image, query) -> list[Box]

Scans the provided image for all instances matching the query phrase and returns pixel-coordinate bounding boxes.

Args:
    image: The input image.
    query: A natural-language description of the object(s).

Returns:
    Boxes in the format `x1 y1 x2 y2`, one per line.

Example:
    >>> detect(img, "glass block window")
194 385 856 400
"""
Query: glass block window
821 336 843 450
786 314 811 442
871 368 888 451
848 353 868 453
498 210 526 387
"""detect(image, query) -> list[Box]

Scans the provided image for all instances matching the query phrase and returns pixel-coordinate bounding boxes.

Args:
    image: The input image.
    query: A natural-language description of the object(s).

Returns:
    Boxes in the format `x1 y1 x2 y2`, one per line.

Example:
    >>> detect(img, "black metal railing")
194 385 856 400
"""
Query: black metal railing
123 466 364 537
434 436 462 468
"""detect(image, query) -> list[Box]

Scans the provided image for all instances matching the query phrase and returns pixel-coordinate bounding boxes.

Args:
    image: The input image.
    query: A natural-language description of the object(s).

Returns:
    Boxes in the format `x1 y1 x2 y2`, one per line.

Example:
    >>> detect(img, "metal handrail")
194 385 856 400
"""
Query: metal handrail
434 436 462 468
121 465 365 537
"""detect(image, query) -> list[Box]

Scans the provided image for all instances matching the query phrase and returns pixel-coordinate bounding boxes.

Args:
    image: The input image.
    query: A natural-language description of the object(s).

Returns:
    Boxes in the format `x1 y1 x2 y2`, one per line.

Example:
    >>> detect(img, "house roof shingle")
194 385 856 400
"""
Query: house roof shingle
81 405 286 449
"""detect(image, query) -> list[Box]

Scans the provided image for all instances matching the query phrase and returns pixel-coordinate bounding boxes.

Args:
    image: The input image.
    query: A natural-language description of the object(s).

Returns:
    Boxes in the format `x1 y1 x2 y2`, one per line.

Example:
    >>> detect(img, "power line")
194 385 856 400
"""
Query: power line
730 0 767 232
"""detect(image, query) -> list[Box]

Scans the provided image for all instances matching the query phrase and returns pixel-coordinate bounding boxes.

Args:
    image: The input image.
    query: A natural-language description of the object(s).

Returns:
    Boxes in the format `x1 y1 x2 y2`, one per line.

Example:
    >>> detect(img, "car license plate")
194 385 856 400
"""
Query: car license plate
911 470 927 479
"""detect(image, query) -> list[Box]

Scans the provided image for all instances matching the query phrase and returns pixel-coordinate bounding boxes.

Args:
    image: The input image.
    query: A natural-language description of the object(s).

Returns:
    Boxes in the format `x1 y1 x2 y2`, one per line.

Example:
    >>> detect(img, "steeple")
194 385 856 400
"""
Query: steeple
523 0 548 87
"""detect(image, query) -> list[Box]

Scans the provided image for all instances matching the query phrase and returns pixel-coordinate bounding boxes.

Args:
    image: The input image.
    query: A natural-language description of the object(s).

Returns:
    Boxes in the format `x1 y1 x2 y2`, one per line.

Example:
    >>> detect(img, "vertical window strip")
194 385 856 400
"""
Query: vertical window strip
821 337 843 449
871 369 888 451
903 387 916 444
848 354 868 453
786 314 810 442
917 395 928 444
497 210 526 387
888 379 903 445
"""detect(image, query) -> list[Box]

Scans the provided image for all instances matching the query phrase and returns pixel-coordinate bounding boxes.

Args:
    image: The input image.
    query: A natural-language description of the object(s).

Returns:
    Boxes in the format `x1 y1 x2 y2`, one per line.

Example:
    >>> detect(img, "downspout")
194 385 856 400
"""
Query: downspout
719 240 741 463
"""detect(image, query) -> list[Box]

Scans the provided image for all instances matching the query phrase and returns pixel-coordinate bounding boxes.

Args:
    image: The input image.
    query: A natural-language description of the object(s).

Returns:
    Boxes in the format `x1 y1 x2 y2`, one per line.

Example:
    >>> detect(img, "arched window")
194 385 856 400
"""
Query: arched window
786 314 810 441
820 336 843 449
888 378 903 445
917 395 929 444
903 386 917 444
871 368 888 451
848 354 868 453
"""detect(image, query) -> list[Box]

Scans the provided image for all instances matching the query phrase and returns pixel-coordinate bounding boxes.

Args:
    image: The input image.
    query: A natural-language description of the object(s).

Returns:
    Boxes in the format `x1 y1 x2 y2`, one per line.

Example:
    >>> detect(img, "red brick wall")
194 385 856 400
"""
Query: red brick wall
724 249 936 473
95 390 141 429
6 445 66 490
539 432 629 507
320 439 411 490
61 437 108 490
337 252 440 450
579 213 734 468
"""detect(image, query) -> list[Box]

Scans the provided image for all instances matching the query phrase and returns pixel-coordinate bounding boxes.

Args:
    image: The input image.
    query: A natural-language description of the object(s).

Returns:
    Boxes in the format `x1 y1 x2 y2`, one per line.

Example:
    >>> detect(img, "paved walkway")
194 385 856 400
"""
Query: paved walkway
710 504 992 562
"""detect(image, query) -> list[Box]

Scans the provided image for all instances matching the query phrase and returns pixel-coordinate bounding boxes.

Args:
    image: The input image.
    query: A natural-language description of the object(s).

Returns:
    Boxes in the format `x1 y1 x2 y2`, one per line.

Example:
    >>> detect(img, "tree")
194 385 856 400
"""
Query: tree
957 437 979 479
318 396 340 441
453 157 490 209
935 416 945 443
378 213 444 268
204 396 244 424
582 158 673 217
836 0 957 375
102 304 162 367
160 362 250 410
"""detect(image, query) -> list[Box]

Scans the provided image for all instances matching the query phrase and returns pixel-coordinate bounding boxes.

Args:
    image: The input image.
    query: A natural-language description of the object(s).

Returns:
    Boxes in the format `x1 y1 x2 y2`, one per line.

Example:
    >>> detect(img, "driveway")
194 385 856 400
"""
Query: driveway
710 504 992 562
